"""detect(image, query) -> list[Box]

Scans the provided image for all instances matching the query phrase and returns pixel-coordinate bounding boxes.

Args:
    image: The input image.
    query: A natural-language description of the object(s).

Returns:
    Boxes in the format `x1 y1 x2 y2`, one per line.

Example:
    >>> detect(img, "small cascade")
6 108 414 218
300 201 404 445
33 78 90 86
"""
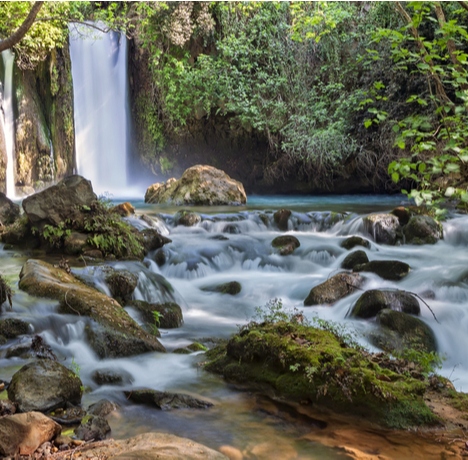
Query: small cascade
69 24 129 196
1 50 16 199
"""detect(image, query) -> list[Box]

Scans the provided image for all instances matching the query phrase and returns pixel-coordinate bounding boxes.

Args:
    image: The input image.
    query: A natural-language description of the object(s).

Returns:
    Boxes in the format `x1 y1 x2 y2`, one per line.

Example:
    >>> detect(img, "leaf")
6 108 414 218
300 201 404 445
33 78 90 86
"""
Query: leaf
392 125 400 133
364 120 372 128
418 163 426 173
397 141 405 149
391 172 400 183
445 187 455 197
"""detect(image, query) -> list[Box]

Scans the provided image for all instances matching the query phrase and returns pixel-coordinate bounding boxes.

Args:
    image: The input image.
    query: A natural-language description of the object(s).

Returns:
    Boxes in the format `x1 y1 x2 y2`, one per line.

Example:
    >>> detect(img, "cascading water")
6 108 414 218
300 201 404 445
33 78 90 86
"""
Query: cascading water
69 24 129 197
1 50 16 199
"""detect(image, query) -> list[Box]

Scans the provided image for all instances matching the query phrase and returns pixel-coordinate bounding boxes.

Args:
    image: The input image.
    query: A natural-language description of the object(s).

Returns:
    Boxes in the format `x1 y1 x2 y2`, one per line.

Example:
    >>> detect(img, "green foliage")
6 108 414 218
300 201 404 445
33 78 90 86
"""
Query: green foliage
68 355 84 393
42 222 71 248
394 348 444 377
152 310 163 335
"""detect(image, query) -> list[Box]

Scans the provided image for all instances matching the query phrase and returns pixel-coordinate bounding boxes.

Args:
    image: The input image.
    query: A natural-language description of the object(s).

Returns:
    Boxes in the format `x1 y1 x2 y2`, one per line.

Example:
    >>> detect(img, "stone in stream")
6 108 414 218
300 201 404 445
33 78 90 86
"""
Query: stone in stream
341 250 369 270
340 236 371 250
304 273 365 306
105 269 138 302
174 210 201 227
369 309 437 354
91 369 134 386
111 202 135 217
75 414 111 441
145 165 247 206
127 300 183 329
363 213 401 245
271 235 300 256
390 206 411 226
7 359 82 413
6 335 57 361
0 399 17 417
201 281 242 295
139 228 172 252
0 412 61 457
274 209 291 231
125 390 213 410
0 193 20 226
350 290 420 319
88 399 119 418
174 343 208 354
154 248 167 266
403 215 443 245
353 260 410 281
0 318 30 339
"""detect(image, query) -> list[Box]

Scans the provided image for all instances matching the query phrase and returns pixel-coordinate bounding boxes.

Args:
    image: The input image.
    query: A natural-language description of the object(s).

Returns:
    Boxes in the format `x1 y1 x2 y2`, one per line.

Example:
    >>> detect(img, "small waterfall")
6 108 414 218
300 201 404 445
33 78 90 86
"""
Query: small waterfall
1 50 16 199
69 24 129 196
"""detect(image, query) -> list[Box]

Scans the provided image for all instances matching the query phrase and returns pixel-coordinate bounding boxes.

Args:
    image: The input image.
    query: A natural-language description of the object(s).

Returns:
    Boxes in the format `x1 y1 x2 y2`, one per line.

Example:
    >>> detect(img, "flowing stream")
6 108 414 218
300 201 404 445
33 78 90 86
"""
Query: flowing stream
1 195 468 458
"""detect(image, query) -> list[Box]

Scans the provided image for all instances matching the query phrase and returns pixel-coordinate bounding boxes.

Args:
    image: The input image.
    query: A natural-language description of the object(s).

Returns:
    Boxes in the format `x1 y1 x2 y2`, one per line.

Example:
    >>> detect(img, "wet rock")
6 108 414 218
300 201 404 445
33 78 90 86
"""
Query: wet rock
19 259 165 355
223 224 240 234
91 369 134 386
154 248 167 266
340 236 371 250
274 209 291 231
111 202 135 217
0 274 12 310
105 269 138 301
0 193 20 225
259 213 269 226
8 359 82 412
75 414 111 441
363 213 401 245
22 175 97 231
128 300 183 329
209 234 229 241
420 290 436 300
145 165 247 206
370 309 437 354
83 249 103 259
125 389 213 410
173 348 192 354
390 206 410 226
0 399 17 416
202 281 241 296
304 273 365 306
88 399 119 418
174 210 201 227
63 232 92 255
0 318 30 339
271 235 300 256
403 215 443 245
353 260 410 281
341 250 369 270
139 228 172 252
350 290 420 319
186 343 208 352
6 335 57 361
47 406 86 425
0 412 61 456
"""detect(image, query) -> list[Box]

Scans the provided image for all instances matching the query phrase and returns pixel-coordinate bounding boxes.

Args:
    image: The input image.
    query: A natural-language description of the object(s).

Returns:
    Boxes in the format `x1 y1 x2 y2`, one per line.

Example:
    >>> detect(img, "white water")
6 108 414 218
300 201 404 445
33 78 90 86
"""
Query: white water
69 24 129 197
1 50 16 199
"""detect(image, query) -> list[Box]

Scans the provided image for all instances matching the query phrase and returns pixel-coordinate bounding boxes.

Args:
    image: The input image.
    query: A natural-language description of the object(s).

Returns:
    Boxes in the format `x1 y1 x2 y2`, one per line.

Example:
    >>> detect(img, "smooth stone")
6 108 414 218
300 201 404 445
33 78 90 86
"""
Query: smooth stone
274 209 291 231
404 215 443 245
91 369 134 386
304 273 365 306
341 250 369 270
340 236 371 250
201 281 241 295
353 260 410 281
88 399 119 418
363 213 401 245
105 269 138 301
74 414 111 441
271 235 300 256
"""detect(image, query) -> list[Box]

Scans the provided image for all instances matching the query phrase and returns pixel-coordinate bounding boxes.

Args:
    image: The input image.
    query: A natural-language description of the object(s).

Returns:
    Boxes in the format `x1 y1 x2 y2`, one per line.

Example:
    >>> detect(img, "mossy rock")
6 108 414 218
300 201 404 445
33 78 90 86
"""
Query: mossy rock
304 273 365 306
341 250 369 270
273 209 291 231
403 215 443 245
173 348 192 355
186 342 208 352
340 236 370 250
74 414 110 441
204 321 442 428
0 319 30 339
271 235 300 256
363 214 401 245
105 269 138 302
350 290 420 319
127 300 183 329
201 281 241 296
174 210 201 227
353 260 410 281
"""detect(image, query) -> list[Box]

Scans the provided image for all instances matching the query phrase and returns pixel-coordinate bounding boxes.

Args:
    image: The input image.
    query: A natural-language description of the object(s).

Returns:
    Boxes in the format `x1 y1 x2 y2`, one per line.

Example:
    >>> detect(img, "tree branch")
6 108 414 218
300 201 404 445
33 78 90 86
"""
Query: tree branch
458 1 468 13
0 2 44 53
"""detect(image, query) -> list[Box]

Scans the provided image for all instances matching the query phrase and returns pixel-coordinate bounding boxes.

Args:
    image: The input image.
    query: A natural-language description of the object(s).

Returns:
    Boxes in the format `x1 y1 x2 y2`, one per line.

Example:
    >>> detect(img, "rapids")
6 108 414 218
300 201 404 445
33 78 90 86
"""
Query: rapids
1 194 468 458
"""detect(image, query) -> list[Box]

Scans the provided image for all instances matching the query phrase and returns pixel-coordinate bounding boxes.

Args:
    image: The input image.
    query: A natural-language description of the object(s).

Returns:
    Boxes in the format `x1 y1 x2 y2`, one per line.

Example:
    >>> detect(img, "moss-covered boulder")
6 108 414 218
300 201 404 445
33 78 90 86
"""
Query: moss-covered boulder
363 214 401 245
201 281 241 296
304 273 365 306
204 321 443 428
353 260 410 281
105 270 138 302
19 259 165 355
273 209 291 231
127 300 183 329
139 229 172 253
8 359 82 412
341 250 369 270
369 309 437 354
124 389 213 410
0 319 30 339
271 235 300 256
404 215 443 245
340 236 370 250
350 290 420 319
174 210 201 227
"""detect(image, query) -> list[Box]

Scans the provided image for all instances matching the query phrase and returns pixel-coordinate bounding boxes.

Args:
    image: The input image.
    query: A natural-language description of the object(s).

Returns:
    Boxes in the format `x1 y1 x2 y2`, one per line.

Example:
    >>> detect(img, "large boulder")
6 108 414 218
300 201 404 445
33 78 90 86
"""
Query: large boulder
19 259 165 356
0 412 61 457
304 273 365 306
145 165 247 206
341 250 369 270
8 359 82 412
363 214 401 245
105 269 138 302
22 175 97 230
353 260 410 281
350 290 420 319
404 215 443 245
0 193 20 226
125 390 213 410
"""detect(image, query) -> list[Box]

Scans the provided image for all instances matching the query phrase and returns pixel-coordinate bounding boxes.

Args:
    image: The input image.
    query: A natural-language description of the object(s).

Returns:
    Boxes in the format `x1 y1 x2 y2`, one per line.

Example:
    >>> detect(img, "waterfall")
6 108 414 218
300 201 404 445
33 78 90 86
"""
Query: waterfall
1 50 16 199
69 24 129 197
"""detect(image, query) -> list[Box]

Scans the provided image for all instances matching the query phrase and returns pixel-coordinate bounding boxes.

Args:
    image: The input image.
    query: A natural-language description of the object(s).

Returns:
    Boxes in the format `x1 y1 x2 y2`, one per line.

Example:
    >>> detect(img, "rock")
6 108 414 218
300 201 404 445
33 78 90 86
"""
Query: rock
6 335 57 360
54 434 72 447
363 214 401 245
154 248 167 266
46 406 86 425
0 193 20 225
274 209 291 231
304 273 365 306
201 281 241 295
88 399 119 418
219 446 243 460
370 309 437 354
420 290 436 300
112 202 135 217
404 215 443 245
0 275 12 310
173 348 192 354
105 270 138 301
128 300 183 329
353 260 410 281
22 175 97 231
145 165 247 206
223 224 240 234
139 229 172 252
390 206 410 226
83 249 103 259
91 369 134 386
19 259 165 356
63 232 91 255
186 343 208 352
0 318 30 339
341 250 369 270
271 235 300 256
350 290 420 319
340 236 371 250
75 414 111 441
0 399 17 416
8 359 82 413
125 390 213 410
0 216 39 249
174 210 201 227
0 412 61 456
